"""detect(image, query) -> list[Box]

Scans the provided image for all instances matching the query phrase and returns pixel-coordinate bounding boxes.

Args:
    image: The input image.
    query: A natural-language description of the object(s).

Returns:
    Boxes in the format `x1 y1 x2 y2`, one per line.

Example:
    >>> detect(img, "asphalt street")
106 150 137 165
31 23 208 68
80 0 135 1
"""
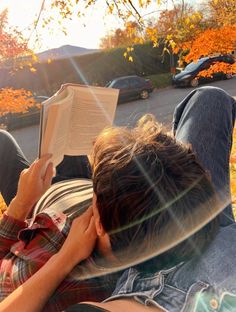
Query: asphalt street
10 78 236 162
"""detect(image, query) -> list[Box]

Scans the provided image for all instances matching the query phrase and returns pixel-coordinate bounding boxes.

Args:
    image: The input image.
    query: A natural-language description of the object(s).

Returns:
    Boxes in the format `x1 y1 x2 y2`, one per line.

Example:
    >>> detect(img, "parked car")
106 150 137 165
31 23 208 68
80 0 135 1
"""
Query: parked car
106 75 154 103
172 55 235 87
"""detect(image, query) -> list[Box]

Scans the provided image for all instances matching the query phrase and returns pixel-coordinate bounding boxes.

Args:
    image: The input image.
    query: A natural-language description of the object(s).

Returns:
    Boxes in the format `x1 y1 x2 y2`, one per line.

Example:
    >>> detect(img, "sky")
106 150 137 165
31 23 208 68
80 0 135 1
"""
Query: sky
0 0 200 53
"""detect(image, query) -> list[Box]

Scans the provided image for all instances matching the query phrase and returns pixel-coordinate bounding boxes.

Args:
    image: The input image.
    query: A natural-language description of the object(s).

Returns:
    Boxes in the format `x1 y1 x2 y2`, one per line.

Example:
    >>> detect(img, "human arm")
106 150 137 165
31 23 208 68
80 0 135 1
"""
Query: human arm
0 155 54 259
7 154 54 222
0 208 97 312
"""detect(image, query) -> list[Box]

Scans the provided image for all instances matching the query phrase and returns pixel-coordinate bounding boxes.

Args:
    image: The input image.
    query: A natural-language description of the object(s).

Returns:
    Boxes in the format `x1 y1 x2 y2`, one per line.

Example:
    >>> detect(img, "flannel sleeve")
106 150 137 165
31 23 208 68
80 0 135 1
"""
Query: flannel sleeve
0 212 27 259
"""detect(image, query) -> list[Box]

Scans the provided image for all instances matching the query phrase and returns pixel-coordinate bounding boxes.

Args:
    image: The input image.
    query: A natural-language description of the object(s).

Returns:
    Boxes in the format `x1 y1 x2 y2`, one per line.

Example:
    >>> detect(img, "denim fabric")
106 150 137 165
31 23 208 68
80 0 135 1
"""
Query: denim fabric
0 130 29 205
173 86 236 226
105 224 236 311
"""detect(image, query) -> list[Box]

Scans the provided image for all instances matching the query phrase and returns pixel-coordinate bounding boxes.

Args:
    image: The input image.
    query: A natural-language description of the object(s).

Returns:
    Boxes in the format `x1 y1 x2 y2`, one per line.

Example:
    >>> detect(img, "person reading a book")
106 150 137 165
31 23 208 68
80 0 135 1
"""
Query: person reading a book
0 86 235 312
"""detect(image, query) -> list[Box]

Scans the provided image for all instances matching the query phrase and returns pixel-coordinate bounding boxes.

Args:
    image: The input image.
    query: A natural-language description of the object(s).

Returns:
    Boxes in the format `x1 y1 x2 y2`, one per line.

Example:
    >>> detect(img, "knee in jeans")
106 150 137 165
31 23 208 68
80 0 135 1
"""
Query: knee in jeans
196 86 233 104
0 130 16 149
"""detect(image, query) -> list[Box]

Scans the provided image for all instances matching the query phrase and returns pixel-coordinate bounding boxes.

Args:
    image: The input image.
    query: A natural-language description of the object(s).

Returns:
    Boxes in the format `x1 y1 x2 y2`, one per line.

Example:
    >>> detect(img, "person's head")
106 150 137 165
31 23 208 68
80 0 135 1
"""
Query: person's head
91 114 220 268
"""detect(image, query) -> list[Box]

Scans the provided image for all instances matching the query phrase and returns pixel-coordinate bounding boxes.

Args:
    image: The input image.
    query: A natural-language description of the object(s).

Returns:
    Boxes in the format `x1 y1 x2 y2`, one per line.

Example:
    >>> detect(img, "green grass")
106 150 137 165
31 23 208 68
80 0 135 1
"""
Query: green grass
146 72 172 89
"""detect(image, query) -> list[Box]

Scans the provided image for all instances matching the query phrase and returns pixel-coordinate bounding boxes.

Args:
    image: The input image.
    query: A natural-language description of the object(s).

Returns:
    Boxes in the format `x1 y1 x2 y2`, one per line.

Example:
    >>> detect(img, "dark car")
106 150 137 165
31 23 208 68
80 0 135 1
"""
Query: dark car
106 75 154 103
172 55 235 87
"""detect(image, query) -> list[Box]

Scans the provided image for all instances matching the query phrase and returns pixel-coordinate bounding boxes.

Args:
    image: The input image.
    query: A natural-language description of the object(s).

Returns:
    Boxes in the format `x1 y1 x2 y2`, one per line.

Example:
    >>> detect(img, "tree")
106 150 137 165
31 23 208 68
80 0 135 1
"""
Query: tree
48 0 155 27
156 3 206 54
100 22 143 49
184 25 236 79
0 9 29 63
159 1 236 77
0 10 35 116
177 0 236 79
183 25 236 63
205 0 236 27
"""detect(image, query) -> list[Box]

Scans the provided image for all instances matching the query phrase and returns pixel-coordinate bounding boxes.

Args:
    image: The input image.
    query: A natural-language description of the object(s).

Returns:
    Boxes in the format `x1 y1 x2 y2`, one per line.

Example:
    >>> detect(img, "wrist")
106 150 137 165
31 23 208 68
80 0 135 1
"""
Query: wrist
52 251 82 274
7 197 33 222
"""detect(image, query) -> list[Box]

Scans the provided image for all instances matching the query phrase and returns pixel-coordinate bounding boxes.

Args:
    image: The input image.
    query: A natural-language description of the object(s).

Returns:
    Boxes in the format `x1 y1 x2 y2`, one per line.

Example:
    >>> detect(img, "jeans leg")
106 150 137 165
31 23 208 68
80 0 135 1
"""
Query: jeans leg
173 86 236 227
0 130 29 205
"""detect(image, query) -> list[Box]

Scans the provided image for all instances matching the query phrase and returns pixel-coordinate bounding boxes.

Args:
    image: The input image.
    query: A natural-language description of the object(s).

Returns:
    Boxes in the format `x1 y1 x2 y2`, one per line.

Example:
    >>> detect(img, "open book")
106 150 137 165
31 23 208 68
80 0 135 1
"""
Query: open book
39 83 119 166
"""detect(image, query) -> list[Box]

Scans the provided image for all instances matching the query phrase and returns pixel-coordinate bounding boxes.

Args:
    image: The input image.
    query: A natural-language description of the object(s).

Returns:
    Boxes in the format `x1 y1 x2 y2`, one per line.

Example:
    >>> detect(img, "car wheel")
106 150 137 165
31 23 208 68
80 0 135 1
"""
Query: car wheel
225 73 233 79
190 78 199 88
140 90 149 100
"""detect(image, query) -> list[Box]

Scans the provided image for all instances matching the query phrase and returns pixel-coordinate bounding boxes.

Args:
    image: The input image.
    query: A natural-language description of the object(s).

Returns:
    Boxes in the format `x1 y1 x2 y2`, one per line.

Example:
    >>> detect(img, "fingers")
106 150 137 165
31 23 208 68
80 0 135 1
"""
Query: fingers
43 162 54 188
72 208 94 232
86 216 96 237
19 155 53 188
31 154 52 178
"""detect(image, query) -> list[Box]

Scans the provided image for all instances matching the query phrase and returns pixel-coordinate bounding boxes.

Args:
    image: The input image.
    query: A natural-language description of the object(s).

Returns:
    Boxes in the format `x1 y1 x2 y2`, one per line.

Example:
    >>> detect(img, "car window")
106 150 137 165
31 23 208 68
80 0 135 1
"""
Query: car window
129 78 142 88
113 79 129 89
221 56 234 64
201 61 211 70
184 57 209 71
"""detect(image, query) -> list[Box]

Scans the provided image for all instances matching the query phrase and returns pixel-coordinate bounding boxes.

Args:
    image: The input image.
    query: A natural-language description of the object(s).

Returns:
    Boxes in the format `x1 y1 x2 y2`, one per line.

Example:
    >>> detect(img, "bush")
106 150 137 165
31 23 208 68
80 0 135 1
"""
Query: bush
0 43 176 96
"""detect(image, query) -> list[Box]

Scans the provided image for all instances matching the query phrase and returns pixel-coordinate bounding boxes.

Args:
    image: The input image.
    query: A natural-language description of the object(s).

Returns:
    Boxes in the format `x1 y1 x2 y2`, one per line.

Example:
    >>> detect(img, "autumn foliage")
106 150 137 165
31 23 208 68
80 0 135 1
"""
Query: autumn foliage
230 128 236 207
0 9 37 117
0 9 29 63
182 26 236 63
0 88 35 117
0 10 28 60
197 62 236 79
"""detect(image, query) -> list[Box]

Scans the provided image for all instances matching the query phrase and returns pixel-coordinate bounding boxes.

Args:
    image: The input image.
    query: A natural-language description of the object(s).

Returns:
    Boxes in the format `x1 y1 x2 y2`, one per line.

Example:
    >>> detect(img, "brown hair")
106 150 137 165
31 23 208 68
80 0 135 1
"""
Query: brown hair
91 115 220 268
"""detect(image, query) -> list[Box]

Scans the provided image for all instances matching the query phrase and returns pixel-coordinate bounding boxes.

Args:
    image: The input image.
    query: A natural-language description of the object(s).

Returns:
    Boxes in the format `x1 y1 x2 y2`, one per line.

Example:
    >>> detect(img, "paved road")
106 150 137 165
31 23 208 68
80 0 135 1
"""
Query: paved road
10 78 236 162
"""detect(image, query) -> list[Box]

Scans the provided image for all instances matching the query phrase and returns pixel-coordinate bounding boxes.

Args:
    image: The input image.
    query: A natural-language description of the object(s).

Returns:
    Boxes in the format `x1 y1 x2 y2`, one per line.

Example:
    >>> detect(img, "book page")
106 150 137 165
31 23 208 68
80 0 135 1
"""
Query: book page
40 91 74 166
65 85 119 155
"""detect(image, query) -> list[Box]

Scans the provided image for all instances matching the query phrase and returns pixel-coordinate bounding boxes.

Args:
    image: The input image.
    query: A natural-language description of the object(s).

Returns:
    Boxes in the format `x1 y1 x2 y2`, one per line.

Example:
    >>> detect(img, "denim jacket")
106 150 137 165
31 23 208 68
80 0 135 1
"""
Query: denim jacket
104 223 236 311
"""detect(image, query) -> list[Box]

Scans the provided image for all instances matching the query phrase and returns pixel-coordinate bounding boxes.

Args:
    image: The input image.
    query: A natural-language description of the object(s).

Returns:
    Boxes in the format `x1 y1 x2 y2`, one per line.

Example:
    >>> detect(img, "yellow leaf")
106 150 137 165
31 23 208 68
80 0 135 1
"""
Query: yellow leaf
185 17 190 25
30 67 37 73
123 52 127 58
32 54 38 62
128 56 133 62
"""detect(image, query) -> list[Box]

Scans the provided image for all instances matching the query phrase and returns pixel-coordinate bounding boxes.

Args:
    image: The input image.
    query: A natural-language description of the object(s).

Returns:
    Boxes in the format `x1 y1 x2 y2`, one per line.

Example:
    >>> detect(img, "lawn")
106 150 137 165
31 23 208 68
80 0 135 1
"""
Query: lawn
146 73 172 89
1 127 236 218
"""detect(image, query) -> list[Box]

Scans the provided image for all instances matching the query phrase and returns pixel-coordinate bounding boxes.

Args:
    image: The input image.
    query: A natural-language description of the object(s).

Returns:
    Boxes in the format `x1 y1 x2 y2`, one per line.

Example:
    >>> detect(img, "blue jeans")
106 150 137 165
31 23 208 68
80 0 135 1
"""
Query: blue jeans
0 86 234 227
173 86 235 226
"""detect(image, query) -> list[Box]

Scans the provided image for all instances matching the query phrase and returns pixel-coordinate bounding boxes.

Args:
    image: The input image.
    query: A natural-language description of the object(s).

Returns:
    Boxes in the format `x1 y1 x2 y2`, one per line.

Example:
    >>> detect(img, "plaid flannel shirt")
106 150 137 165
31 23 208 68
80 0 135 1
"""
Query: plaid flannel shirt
0 180 117 312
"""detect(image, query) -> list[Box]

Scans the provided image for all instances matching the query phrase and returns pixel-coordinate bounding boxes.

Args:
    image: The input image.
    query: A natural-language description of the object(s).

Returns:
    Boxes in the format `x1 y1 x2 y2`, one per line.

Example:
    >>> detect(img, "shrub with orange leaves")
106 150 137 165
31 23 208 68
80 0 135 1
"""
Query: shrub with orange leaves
183 26 236 64
197 62 236 79
230 128 236 207
0 88 35 117
0 9 28 61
